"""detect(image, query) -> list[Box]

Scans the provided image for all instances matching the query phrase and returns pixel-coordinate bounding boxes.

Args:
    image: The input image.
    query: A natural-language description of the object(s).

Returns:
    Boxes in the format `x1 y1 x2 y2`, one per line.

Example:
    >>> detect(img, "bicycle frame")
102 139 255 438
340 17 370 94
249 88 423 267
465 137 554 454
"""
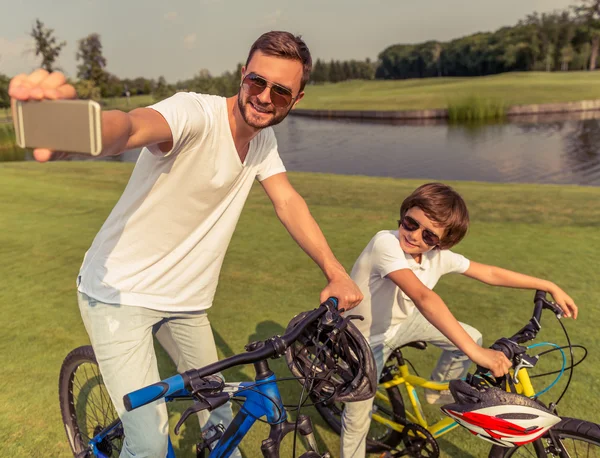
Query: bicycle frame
374 362 537 440
89 370 320 458
84 299 340 458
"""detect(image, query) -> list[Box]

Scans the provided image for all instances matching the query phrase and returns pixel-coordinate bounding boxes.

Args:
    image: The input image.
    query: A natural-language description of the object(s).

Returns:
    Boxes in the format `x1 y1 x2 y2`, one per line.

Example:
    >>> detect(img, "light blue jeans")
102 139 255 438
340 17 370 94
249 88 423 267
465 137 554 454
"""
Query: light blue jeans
77 290 242 458
340 311 483 458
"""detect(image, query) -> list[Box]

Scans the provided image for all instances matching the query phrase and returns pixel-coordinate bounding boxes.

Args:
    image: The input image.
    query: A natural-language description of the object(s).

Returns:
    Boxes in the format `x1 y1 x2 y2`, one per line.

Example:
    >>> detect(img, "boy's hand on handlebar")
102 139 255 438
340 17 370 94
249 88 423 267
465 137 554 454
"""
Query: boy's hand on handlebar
8 69 77 162
472 348 512 378
548 285 578 319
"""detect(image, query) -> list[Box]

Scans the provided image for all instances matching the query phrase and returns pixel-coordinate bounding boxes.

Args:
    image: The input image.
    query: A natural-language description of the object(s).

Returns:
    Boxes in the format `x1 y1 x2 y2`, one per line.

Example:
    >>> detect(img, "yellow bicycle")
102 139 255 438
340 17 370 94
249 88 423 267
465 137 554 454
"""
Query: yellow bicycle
315 291 598 457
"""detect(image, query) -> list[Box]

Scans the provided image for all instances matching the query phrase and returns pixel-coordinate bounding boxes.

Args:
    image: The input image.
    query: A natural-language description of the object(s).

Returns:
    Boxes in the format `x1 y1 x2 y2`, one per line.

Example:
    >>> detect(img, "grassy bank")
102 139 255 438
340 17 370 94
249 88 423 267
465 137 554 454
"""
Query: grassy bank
0 124 26 162
102 94 155 111
0 163 599 457
298 72 600 112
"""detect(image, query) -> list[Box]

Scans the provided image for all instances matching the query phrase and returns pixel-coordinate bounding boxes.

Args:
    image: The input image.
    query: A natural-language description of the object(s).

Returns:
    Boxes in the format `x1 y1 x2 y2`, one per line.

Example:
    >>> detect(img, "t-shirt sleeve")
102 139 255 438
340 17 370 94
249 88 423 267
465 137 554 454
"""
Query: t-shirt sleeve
371 232 411 278
440 249 471 275
146 92 210 158
256 128 287 182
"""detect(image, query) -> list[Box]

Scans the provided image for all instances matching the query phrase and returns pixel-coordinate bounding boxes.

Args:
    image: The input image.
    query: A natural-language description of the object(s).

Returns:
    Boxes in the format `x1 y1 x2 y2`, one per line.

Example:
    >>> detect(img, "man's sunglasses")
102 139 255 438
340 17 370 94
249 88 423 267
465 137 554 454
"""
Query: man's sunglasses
399 215 441 247
241 73 295 108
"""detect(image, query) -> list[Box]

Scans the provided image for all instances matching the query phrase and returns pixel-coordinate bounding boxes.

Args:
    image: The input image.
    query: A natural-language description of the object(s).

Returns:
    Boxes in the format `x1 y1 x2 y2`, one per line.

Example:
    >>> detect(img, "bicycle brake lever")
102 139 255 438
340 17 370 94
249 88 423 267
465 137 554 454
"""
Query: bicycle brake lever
544 299 564 319
512 354 539 385
345 314 365 322
175 399 211 435
174 392 230 435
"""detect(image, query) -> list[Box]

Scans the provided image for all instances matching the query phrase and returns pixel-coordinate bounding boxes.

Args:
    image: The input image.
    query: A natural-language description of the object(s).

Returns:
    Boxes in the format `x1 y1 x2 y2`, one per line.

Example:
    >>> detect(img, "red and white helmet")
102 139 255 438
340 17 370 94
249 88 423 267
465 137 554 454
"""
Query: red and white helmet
441 379 561 447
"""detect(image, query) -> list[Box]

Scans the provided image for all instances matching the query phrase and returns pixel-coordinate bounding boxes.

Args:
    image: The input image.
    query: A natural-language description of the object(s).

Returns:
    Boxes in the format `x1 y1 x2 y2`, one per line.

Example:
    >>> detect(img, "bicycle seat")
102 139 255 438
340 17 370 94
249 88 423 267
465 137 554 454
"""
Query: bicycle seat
400 341 428 350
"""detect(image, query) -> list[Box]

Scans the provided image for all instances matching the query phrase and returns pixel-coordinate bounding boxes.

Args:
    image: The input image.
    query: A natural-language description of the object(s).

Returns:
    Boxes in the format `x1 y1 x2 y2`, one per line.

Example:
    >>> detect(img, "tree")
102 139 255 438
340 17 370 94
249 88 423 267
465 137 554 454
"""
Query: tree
0 74 10 111
560 44 575 70
431 42 443 76
30 19 66 72
153 76 171 100
545 43 556 71
574 0 600 69
74 79 101 101
76 34 107 87
310 59 328 84
102 73 124 98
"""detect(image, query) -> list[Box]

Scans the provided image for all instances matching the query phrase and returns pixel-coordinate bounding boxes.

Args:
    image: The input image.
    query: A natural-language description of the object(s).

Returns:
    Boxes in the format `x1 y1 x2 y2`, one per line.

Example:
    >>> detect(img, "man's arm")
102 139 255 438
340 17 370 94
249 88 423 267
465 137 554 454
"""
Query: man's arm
260 172 363 310
462 261 578 318
386 268 512 377
100 108 173 157
9 69 172 161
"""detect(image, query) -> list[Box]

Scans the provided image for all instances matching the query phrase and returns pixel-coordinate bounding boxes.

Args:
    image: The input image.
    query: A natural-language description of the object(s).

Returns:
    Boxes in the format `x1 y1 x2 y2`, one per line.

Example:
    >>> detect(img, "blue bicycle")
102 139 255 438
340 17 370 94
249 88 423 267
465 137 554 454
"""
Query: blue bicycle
58 298 376 458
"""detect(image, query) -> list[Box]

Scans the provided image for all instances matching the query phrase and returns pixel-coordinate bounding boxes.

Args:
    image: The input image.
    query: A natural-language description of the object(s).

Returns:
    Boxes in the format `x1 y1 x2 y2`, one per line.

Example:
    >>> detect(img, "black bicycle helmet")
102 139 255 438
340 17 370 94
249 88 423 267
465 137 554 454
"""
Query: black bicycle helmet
284 308 377 403
441 379 561 447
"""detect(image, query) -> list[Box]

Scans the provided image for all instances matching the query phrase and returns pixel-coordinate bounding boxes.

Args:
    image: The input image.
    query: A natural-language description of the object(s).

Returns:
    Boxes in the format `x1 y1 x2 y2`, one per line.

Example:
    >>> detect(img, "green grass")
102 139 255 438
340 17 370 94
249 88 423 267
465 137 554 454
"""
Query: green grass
447 96 507 123
0 124 26 162
102 94 155 111
0 163 599 457
298 71 600 111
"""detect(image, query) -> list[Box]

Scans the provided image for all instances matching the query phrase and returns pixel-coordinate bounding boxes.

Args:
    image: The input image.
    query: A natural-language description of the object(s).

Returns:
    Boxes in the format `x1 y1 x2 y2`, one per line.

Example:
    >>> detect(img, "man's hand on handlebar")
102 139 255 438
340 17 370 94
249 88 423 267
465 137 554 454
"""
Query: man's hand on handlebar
320 273 363 311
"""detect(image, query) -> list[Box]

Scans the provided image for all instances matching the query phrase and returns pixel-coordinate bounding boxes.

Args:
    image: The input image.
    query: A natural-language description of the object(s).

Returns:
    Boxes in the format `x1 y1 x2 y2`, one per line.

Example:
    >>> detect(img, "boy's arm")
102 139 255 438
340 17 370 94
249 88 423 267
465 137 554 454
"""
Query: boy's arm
462 261 578 319
386 269 512 377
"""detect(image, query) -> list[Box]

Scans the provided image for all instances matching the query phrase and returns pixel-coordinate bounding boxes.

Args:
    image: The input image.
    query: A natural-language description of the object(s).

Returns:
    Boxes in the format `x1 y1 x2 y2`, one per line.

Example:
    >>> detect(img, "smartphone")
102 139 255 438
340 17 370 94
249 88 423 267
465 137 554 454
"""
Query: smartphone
13 99 103 156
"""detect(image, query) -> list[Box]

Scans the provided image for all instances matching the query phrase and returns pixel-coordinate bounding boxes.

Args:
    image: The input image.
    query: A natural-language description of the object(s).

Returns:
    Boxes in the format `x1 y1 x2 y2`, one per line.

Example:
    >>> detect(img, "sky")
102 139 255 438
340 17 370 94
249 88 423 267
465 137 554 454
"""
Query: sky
0 0 575 83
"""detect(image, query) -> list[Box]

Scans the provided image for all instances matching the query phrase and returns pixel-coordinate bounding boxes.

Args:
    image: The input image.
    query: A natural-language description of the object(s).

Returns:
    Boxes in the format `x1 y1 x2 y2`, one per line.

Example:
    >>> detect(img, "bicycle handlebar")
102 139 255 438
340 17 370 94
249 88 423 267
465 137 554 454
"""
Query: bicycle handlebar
123 297 339 412
476 290 563 374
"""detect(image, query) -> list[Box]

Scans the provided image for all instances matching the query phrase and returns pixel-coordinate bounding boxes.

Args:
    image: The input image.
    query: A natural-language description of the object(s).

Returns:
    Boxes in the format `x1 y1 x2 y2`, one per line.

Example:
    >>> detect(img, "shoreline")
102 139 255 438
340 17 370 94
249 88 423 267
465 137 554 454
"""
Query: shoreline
290 99 600 121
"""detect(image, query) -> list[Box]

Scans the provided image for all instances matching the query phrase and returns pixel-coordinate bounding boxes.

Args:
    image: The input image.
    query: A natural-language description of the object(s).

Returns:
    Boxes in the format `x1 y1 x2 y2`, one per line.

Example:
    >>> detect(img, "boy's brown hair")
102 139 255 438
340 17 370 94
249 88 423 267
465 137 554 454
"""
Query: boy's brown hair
246 31 313 92
399 183 469 250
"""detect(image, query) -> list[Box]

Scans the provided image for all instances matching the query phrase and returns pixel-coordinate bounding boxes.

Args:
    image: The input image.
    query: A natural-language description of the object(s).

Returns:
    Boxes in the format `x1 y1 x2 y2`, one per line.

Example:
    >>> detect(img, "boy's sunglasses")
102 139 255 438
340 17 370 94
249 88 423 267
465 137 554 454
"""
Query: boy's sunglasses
241 73 295 108
399 215 441 247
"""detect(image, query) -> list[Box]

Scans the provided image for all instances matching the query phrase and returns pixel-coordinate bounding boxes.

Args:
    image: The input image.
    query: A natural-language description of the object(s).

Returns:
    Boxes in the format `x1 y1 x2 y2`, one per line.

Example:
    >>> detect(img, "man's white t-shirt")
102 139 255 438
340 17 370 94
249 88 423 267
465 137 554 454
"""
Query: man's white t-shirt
77 92 286 311
349 230 470 342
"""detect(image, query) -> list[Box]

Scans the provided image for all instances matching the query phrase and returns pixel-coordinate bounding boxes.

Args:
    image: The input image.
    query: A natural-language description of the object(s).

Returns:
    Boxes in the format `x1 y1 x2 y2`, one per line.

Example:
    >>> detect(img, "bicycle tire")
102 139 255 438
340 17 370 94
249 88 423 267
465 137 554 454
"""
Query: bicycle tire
59 345 124 457
314 353 406 453
488 417 600 457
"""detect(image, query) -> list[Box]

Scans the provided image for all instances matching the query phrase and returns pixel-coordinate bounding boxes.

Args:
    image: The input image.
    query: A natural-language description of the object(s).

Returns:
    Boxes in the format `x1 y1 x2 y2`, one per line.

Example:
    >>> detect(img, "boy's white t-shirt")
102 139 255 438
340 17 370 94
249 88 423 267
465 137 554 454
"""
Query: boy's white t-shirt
77 92 286 311
349 230 470 342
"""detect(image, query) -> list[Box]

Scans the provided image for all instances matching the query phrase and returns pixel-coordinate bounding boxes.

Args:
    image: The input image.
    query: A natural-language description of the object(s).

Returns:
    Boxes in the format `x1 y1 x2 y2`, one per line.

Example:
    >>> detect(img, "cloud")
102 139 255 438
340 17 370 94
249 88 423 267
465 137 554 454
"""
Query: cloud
183 33 197 50
164 11 178 22
0 36 39 77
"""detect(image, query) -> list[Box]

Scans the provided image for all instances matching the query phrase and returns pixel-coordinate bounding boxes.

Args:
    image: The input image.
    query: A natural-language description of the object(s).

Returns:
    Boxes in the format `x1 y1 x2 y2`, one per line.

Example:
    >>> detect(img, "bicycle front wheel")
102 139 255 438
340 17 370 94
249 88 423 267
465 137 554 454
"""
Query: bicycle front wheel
313 354 406 453
59 345 124 457
488 417 600 457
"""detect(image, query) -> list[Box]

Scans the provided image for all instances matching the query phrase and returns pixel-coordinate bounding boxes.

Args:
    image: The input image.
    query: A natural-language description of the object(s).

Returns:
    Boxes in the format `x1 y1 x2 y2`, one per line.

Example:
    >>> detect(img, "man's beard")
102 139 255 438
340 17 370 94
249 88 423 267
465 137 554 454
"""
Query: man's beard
237 93 291 129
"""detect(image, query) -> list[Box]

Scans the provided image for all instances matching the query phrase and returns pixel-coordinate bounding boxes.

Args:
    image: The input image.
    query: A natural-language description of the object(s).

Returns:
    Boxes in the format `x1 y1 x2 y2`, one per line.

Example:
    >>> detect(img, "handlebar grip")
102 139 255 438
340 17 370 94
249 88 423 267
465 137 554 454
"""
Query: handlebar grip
323 297 339 309
534 290 547 303
124 374 186 412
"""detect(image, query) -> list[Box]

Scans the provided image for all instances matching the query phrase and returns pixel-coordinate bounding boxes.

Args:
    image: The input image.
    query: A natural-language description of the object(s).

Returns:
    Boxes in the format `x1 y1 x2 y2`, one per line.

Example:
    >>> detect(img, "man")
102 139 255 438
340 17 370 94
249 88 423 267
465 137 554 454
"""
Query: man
9 31 363 457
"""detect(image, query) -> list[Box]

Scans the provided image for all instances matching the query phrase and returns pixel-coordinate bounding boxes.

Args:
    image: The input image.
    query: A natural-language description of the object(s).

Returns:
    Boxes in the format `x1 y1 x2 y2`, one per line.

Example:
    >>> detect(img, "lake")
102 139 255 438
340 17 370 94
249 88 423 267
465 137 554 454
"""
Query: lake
8 111 600 186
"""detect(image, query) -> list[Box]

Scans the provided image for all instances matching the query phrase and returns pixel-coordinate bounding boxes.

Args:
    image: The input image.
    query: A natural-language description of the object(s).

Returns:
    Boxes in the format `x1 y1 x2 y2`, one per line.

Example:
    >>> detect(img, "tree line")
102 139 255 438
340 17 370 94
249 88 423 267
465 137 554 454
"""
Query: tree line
0 0 599 109
377 0 600 78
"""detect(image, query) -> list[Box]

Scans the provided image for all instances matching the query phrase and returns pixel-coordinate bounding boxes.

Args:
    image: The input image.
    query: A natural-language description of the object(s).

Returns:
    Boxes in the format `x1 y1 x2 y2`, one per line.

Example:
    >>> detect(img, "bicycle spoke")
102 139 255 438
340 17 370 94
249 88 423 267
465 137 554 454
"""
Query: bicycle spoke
69 361 121 456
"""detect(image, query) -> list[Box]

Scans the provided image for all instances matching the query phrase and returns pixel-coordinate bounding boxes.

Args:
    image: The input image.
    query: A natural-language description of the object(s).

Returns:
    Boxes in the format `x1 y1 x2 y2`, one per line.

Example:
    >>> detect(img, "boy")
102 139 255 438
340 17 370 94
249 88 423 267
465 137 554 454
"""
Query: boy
341 182 578 458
